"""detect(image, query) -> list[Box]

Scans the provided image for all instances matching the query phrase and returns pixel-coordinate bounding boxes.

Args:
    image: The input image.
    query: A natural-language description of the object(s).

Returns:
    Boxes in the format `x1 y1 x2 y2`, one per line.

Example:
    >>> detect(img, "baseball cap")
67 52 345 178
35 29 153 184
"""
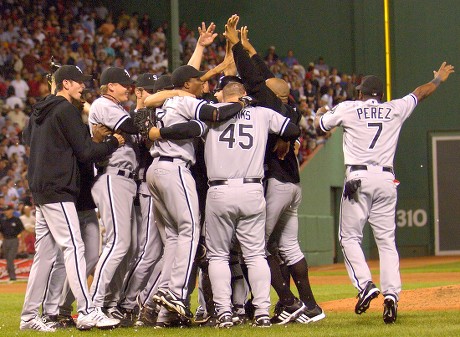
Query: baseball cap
215 75 243 92
54 65 92 85
135 73 157 89
171 65 206 87
356 75 384 97
3 204 14 211
100 67 135 86
153 75 174 93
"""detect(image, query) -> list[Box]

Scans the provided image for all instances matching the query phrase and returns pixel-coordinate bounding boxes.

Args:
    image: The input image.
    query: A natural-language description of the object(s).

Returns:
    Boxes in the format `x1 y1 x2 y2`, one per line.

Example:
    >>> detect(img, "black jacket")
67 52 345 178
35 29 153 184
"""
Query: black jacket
23 95 118 204
232 42 301 184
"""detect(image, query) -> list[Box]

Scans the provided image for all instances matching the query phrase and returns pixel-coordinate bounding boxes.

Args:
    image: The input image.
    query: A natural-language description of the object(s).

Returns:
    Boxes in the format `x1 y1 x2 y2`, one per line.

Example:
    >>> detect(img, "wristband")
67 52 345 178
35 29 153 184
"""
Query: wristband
431 77 441 87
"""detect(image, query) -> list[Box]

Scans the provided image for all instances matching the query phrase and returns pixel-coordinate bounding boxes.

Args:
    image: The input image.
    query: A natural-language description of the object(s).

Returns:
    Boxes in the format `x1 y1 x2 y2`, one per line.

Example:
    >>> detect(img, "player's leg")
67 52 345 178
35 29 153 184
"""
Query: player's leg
155 165 201 301
265 179 304 323
368 174 401 300
206 187 234 325
21 206 61 326
59 209 100 320
339 173 374 291
120 193 163 312
236 184 271 322
90 175 136 308
41 249 66 321
40 202 94 315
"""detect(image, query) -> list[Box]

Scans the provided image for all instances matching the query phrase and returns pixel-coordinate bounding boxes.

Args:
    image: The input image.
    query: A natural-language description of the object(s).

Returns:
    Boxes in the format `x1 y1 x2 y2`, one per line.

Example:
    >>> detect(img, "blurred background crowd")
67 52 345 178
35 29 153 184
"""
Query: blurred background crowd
0 0 362 258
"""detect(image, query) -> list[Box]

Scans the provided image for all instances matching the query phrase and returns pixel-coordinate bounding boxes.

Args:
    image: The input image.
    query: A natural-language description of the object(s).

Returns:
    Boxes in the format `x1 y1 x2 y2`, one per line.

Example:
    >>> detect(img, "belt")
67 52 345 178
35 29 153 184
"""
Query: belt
348 165 393 173
208 178 262 187
158 156 191 168
98 167 134 179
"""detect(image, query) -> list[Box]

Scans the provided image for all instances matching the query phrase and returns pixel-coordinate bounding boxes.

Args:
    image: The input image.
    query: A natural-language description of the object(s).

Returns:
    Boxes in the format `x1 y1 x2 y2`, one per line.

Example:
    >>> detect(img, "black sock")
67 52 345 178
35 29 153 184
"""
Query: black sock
267 255 295 306
288 258 317 309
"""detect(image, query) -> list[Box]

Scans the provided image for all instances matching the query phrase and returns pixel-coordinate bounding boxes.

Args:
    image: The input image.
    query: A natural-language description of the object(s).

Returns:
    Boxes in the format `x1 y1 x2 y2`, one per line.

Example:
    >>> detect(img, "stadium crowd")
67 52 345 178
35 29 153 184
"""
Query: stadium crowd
0 1 360 265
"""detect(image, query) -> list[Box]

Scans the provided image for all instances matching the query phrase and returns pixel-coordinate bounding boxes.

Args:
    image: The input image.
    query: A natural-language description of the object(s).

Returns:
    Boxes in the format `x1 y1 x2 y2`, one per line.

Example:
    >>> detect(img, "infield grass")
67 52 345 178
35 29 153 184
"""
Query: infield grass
1 259 458 337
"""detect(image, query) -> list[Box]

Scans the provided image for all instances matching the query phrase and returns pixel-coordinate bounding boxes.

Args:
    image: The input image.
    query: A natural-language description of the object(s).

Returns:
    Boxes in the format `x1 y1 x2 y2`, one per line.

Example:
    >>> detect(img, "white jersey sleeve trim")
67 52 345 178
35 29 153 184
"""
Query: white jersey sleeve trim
278 117 290 136
319 115 329 132
114 114 129 131
194 99 207 121
409 93 418 106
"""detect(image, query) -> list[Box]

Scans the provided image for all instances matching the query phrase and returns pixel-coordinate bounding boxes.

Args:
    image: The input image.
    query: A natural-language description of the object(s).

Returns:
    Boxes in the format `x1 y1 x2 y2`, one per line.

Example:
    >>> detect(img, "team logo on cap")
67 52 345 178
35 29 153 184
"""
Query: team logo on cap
124 69 131 78
76 66 83 74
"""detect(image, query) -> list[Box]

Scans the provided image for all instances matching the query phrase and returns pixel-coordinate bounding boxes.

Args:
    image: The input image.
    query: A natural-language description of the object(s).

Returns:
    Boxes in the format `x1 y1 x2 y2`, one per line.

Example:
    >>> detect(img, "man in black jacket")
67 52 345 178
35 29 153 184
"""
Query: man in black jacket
20 65 123 332
224 15 324 325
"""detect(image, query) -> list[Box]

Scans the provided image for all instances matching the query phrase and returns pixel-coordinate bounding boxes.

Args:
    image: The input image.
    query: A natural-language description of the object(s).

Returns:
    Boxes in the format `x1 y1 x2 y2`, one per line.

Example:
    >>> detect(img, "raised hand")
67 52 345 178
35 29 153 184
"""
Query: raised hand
223 14 240 45
240 25 257 57
433 62 455 82
198 22 217 47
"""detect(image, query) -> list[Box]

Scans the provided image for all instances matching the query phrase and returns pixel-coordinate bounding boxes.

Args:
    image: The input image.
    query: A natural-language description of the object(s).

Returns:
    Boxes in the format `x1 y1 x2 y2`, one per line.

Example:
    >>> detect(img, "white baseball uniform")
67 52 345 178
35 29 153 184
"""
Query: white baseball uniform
205 103 291 318
319 94 417 300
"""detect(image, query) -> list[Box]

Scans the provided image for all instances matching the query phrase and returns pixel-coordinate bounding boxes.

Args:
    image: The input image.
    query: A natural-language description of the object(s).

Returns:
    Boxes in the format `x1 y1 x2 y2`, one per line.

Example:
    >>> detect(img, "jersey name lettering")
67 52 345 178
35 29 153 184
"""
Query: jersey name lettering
356 107 391 120
233 109 251 121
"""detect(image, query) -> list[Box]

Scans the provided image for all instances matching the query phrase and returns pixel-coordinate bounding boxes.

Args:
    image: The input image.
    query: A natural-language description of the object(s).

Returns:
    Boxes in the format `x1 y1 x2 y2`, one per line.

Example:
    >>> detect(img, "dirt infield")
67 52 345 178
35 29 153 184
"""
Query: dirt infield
1 255 459 312
314 255 460 312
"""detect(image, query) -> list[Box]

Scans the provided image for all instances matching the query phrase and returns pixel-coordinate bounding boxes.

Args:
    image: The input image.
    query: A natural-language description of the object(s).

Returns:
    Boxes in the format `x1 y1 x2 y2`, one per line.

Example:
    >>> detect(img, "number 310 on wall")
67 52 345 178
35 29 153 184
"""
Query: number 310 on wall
396 209 427 227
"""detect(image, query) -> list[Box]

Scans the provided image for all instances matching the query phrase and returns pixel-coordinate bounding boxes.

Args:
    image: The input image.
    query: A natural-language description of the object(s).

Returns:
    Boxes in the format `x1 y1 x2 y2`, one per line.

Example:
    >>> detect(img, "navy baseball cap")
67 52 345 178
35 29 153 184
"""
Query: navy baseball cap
135 73 157 89
100 67 135 86
171 65 206 87
153 75 174 93
356 75 384 96
54 65 92 84
215 75 243 92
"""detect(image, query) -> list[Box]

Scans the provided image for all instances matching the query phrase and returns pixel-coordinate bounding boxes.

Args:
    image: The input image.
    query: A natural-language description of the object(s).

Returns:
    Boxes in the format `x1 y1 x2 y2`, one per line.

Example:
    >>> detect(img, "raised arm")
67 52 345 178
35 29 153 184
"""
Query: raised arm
187 22 217 70
224 15 265 93
200 40 237 82
241 25 274 80
144 90 195 108
412 62 454 102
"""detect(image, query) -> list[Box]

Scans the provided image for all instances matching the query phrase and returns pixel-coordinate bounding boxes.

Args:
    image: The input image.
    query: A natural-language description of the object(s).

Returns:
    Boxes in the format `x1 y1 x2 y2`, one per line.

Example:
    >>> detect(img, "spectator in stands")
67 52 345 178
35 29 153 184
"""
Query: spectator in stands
10 73 29 102
283 49 299 68
5 86 24 109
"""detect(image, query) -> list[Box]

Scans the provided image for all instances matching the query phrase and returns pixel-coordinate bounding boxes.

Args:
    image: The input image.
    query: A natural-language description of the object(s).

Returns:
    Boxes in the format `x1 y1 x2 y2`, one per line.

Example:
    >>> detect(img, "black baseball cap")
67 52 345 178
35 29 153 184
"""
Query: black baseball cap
54 65 92 84
153 75 174 93
215 75 243 92
171 65 206 87
356 75 384 96
135 73 157 89
100 67 135 86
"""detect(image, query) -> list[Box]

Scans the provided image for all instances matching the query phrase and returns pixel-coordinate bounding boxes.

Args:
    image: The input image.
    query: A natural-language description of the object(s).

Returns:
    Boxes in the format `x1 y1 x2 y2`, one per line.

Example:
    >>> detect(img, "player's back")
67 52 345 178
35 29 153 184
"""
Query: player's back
204 104 290 180
151 96 206 165
327 94 417 167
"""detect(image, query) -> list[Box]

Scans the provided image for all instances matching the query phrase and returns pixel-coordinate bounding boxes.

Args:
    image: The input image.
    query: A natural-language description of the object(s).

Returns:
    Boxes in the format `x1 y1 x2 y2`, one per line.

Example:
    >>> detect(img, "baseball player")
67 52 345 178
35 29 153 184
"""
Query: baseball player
117 73 165 326
316 61 454 324
20 65 122 331
225 15 324 324
40 75 114 329
144 65 249 325
150 81 301 327
88 67 139 318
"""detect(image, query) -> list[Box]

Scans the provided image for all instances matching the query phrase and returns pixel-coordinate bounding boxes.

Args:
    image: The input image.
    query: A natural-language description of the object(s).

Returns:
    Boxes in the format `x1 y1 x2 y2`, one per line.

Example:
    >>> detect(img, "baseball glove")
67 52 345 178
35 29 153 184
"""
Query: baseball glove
134 107 157 139
343 179 361 201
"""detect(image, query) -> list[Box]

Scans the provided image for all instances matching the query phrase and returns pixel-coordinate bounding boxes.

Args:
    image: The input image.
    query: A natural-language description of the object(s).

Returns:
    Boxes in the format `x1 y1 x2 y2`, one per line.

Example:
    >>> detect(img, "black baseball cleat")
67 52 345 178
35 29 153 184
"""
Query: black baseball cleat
295 304 326 324
160 290 193 319
118 307 137 327
41 314 65 329
216 312 233 328
57 314 76 328
253 315 272 328
103 306 124 320
383 295 398 324
135 303 160 327
355 281 380 314
270 298 305 324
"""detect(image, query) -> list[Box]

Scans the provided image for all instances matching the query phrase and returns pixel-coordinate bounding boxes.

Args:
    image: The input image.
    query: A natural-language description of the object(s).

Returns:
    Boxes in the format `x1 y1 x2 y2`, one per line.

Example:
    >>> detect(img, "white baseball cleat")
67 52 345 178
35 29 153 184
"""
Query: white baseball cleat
76 307 120 330
20 316 57 332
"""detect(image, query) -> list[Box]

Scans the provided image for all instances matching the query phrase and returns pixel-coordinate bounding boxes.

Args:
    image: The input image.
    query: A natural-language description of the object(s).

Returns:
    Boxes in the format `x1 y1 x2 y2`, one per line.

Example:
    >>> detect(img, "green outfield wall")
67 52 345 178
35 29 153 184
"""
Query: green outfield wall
106 0 460 264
